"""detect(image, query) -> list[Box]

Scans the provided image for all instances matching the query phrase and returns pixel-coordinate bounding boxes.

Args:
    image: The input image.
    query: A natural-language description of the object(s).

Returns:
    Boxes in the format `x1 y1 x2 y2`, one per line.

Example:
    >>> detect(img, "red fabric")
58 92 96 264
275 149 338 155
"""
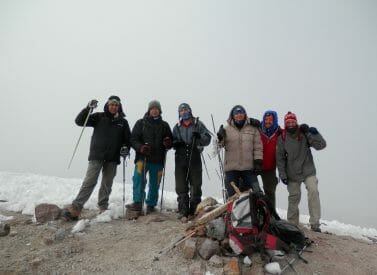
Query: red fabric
260 131 280 170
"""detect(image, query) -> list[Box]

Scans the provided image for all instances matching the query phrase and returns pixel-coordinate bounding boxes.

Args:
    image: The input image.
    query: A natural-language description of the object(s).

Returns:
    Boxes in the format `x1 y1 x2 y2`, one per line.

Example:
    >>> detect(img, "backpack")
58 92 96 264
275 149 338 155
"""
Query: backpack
225 191 285 255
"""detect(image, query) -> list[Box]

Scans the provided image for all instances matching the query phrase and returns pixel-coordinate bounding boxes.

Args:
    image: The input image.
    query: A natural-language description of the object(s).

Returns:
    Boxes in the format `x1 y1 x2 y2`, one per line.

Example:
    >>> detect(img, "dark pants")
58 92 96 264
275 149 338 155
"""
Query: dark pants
175 164 202 216
225 170 261 198
260 169 278 209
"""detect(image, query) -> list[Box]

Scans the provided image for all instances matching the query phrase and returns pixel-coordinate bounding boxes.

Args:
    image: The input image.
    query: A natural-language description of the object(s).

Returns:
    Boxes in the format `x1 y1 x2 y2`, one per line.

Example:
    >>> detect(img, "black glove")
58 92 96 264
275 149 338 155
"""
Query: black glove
300 124 309 133
281 178 288 185
173 140 185 149
254 159 263 175
120 146 129 158
217 125 226 141
192 131 201 139
140 144 151 156
87 99 98 109
249 118 261 128
308 127 319 135
163 137 172 149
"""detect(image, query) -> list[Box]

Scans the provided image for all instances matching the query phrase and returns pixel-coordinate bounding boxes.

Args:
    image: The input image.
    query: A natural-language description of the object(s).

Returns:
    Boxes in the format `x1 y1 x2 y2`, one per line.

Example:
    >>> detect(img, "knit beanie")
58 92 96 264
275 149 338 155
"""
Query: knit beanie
284 111 297 127
148 100 162 113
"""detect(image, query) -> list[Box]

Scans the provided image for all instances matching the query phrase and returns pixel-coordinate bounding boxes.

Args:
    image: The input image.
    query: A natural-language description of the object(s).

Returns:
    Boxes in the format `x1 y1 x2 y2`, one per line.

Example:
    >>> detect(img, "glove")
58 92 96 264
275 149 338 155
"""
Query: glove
249 118 261 128
192 131 201 139
299 124 309 134
254 159 263 175
217 125 226 142
281 178 288 185
173 140 185 149
140 144 151 156
120 146 129 158
163 137 172 149
308 127 319 135
87 99 98 109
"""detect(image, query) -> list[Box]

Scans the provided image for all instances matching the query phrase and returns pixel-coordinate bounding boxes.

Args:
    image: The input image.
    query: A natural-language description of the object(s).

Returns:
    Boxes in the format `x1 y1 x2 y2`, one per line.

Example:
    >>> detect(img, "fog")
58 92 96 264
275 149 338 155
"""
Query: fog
1 1 376 228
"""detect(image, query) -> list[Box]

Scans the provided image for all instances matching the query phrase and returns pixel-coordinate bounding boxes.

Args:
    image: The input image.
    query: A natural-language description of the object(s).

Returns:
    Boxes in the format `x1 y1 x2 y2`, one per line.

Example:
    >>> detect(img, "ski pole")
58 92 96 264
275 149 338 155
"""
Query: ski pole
201 153 210 181
159 150 167 212
281 244 309 274
210 114 226 203
67 106 94 169
122 155 126 219
141 147 148 214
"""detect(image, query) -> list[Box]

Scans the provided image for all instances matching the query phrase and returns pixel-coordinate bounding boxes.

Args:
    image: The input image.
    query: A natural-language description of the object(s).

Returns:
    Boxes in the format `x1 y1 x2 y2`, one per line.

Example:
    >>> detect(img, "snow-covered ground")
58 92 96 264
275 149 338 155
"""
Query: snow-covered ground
1 171 376 242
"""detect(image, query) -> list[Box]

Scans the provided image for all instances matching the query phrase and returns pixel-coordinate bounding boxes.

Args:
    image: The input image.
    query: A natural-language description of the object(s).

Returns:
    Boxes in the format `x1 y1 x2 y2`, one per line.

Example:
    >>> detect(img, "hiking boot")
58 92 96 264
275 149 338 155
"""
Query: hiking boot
126 202 142 211
99 207 108 214
146 206 156 215
61 204 81 221
311 225 321 233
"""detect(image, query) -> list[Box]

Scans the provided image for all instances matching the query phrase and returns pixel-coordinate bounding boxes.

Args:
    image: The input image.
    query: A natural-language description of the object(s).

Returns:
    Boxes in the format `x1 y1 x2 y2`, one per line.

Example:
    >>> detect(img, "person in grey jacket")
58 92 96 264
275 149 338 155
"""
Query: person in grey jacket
276 111 326 232
217 105 263 198
172 103 211 221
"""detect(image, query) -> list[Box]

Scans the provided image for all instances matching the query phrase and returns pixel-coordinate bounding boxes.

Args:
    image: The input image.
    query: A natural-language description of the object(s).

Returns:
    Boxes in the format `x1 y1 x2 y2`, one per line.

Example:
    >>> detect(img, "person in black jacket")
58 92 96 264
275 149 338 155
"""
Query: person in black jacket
63 96 131 220
172 103 211 222
126 100 173 215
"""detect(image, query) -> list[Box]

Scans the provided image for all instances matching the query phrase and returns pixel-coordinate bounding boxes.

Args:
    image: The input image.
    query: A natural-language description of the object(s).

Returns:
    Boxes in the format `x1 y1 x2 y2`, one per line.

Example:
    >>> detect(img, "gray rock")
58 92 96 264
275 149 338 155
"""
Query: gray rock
198 238 220 260
54 228 66 241
209 255 224 268
189 261 206 275
183 238 197 259
0 223 10 237
35 203 61 223
206 217 226 241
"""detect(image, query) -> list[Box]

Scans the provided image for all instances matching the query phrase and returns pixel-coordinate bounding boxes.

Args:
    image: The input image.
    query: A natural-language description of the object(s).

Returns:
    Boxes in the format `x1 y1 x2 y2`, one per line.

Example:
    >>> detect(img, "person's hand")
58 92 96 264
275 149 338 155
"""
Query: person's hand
192 131 201 139
87 99 98 109
120 146 129 158
249 118 261 128
308 127 319 135
140 144 151 156
254 159 263 175
281 178 288 185
163 137 172 149
299 124 309 133
217 125 226 142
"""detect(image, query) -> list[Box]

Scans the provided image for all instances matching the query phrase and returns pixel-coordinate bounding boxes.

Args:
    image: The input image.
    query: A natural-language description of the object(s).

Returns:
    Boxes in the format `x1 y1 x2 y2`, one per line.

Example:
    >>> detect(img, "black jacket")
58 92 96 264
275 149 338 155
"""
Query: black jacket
130 114 173 164
75 107 131 164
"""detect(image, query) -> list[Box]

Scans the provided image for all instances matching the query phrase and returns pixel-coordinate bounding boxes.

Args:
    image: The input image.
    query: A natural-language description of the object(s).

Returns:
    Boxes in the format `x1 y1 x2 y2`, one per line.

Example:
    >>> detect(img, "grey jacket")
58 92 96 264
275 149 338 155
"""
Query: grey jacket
222 117 263 172
276 128 326 182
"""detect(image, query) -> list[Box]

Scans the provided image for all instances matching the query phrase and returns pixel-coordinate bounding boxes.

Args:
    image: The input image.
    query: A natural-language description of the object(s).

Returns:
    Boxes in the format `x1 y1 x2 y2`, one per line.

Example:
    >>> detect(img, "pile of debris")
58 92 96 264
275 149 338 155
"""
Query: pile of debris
157 191 313 275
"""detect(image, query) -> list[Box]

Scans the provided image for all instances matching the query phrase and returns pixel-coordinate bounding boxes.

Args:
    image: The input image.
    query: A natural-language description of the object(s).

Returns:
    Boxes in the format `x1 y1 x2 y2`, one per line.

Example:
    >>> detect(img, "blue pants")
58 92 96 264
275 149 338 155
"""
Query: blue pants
132 160 163 207
225 170 261 198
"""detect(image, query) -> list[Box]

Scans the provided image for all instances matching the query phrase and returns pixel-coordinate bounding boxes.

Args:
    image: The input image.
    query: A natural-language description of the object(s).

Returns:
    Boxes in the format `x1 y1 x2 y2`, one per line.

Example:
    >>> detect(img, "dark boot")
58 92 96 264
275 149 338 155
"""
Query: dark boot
146 206 156 215
126 202 142 211
61 204 81 221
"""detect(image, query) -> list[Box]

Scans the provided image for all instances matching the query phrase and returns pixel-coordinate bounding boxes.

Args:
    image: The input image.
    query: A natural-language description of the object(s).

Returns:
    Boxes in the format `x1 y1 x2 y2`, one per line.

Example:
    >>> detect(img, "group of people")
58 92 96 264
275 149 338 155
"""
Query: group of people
63 95 326 231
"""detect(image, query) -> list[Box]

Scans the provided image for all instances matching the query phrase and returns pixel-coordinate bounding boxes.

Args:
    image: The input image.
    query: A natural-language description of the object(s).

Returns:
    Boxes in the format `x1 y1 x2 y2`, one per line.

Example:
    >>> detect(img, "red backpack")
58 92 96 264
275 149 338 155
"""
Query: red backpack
225 192 284 255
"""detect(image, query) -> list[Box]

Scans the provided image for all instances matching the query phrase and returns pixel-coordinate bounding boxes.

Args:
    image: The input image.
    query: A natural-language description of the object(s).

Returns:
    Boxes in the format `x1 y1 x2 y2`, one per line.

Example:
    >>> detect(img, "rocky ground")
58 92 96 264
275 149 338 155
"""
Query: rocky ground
1 209 377 275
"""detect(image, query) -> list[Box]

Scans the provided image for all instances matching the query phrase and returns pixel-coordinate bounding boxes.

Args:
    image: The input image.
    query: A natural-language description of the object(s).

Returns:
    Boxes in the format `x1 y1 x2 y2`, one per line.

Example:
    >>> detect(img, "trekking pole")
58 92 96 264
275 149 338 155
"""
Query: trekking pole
141 154 147 215
67 106 94 169
122 155 126 219
159 150 168 212
280 244 309 274
210 114 226 203
155 230 197 260
201 153 210 181
186 117 199 182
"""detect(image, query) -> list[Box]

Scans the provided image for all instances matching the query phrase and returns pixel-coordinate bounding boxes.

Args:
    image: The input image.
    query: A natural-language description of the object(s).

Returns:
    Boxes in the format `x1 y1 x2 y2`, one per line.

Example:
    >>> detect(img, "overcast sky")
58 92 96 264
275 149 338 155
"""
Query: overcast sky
1 0 376 228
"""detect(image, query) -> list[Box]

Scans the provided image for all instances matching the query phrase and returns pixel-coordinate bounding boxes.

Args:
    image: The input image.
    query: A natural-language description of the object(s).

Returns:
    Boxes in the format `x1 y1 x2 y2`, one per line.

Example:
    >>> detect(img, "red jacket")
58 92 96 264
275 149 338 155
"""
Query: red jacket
260 129 281 171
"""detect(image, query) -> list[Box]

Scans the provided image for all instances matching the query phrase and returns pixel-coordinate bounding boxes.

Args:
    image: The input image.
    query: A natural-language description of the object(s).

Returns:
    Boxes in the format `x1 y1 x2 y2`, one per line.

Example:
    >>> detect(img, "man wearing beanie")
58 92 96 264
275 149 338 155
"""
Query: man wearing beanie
276 111 326 232
127 100 173 216
216 105 263 198
63 96 131 220
172 103 211 222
